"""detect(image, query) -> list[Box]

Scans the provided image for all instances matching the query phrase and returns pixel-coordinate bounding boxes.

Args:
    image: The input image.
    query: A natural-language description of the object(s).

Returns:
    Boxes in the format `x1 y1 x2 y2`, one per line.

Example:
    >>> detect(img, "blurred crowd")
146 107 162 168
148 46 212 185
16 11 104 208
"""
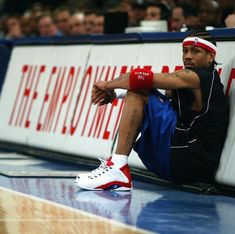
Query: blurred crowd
0 0 235 39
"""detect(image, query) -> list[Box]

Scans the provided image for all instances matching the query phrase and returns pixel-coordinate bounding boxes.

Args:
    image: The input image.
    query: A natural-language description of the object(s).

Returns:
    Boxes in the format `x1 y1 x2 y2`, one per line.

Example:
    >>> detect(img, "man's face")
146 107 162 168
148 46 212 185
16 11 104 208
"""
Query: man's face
145 6 162 21
55 10 70 35
93 16 104 34
199 0 219 27
182 45 215 68
69 15 84 35
171 7 185 31
84 14 96 34
38 16 57 36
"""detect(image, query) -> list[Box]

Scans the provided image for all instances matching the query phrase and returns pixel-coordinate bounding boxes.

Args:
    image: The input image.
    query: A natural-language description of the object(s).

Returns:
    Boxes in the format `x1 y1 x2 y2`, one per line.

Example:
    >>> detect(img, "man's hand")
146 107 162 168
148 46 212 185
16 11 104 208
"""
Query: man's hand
92 81 116 106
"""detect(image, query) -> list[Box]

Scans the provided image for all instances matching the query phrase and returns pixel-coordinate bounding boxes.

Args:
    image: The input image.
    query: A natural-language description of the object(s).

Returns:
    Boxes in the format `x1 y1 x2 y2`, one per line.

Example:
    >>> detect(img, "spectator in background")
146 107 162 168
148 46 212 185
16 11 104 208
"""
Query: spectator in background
218 0 235 26
93 13 104 34
69 13 85 35
145 2 169 21
184 4 200 30
124 0 146 27
170 5 185 31
22 3 44 37
170 4 200 31
37 13 60 37
224 13 235 28
83 10 98 34
54 7 71 36
3 15 23 39
20 14 36 37
198 0 222 28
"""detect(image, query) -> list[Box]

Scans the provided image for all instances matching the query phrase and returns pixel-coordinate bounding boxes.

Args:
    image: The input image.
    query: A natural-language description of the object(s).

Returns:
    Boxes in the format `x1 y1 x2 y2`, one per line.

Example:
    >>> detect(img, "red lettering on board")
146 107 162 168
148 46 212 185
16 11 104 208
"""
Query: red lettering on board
87 66 114 138
8 65 28 126
9 65 44 128
161 66 169 73
88 105 107 138
42 66 66 132
70 66 92 135
19 65 37 127
25 65 46 128
143 66 152 71
84 66 130 140
225 68 235 96
81 66 105 136
217 68 222 76
36 66 57 131
174 66 183 71
53 66 75 132
15 65 33 126
61 67 81 134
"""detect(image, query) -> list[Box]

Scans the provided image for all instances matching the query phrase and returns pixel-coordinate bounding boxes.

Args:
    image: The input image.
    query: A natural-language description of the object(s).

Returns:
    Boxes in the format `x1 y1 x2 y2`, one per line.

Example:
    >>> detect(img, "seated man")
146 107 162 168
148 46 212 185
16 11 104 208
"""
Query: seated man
76 30 229 190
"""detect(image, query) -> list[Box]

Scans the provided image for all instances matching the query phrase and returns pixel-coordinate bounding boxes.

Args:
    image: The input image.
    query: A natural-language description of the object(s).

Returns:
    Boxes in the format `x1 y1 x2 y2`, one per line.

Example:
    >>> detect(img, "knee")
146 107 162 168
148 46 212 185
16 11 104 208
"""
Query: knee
125 90 148 104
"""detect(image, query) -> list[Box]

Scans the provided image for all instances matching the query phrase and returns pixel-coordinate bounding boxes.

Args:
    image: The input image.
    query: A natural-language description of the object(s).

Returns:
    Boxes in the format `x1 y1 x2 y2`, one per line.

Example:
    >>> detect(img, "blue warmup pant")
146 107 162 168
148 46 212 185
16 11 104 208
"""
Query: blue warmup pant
134 89 177 180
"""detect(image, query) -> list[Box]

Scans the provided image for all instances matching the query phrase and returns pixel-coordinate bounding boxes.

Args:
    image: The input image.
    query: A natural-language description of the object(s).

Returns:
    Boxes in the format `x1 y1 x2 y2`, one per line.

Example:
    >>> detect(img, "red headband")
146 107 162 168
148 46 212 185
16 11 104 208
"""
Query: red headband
183 37 217 55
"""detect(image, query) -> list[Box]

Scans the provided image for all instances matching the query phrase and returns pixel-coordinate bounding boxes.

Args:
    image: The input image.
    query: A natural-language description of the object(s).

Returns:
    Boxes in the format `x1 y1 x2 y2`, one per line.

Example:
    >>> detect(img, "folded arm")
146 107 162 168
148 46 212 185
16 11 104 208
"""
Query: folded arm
91 69 200 105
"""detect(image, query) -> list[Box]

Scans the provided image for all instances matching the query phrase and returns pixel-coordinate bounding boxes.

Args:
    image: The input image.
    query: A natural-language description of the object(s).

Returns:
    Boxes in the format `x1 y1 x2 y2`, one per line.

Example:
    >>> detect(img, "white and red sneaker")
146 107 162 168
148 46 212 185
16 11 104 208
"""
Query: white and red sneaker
75 157 132 190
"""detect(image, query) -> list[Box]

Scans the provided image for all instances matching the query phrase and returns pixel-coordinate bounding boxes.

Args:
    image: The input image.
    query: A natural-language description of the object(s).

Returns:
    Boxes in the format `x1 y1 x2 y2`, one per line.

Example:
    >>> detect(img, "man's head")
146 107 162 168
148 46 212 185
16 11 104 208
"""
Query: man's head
54 7 71 35
37 14 58 37
170 4 199 31
182 30 217 69
69 13 84 35
93 14 104 34
170 6 185 31
145 3 168 21
83 10 98 34
199 0 221 27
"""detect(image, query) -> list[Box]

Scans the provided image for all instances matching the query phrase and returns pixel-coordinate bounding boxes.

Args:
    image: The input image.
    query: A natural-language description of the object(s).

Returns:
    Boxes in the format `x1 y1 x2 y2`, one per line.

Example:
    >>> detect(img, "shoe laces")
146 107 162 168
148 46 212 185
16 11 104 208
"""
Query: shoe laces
88 157 114 179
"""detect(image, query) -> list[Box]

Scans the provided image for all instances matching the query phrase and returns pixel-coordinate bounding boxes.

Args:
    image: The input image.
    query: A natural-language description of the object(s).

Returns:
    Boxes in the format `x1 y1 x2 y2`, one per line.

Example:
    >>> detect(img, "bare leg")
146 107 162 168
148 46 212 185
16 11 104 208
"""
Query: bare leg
115 91 147 156
76 92 146 190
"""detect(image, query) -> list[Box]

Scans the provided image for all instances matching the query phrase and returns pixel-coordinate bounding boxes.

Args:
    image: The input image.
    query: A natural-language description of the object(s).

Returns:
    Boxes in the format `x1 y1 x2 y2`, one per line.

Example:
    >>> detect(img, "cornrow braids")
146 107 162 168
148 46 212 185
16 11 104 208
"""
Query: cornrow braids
187 29 217 46
187 30 218 66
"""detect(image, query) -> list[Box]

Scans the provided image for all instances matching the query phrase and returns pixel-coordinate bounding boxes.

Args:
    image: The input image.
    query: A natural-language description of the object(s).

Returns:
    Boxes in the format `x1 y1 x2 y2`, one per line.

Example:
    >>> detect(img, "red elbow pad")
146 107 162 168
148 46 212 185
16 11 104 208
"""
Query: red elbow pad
129 68 154 91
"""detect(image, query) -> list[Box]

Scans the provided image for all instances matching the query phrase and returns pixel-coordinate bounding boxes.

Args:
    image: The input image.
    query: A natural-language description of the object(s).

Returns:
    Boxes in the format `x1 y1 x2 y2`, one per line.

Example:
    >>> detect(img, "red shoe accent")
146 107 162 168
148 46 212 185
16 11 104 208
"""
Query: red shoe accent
120 164 132 181
96 164 132 190
106 157 114 166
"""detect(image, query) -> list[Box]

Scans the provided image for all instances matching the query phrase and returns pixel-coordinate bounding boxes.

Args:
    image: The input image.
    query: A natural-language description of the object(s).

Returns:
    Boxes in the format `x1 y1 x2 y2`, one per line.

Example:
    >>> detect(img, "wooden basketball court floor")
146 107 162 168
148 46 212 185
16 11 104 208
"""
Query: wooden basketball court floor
1 152 235 234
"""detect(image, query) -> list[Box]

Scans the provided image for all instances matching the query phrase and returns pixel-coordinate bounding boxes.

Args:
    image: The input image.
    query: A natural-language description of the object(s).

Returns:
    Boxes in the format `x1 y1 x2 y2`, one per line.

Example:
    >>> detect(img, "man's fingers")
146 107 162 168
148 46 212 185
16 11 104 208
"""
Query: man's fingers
92 90 104 102
92 92 110 105
98 98 111 106
91 84 116 105
91 87 106 103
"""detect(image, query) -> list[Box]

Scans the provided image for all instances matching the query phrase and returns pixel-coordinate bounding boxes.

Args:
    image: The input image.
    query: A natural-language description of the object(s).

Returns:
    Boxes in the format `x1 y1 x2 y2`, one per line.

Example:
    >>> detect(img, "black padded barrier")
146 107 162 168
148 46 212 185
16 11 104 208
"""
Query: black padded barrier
0 40 12 93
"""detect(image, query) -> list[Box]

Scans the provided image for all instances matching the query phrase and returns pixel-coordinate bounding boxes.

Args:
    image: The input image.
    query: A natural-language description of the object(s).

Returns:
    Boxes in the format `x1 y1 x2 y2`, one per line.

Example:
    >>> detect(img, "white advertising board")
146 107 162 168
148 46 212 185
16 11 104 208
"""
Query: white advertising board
0 41 234 185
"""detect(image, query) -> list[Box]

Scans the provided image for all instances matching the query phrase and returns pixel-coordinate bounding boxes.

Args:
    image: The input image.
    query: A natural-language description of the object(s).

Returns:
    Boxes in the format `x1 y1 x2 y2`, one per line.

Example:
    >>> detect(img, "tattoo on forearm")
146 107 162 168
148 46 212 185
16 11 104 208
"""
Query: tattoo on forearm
163 73 171 78
163 72 180 78
163 69 191 79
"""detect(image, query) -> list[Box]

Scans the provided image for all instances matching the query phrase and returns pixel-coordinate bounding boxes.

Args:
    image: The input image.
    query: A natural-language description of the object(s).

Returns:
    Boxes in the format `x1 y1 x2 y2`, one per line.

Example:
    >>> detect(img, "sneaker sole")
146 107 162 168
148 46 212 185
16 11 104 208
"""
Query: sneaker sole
75 181 132 191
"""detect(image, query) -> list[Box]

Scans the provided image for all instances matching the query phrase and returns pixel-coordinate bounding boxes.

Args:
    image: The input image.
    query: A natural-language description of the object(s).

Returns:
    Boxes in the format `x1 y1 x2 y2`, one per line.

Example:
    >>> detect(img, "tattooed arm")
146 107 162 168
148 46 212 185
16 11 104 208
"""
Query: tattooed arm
98 69 199 91
92 69 200 105
152 69 200 90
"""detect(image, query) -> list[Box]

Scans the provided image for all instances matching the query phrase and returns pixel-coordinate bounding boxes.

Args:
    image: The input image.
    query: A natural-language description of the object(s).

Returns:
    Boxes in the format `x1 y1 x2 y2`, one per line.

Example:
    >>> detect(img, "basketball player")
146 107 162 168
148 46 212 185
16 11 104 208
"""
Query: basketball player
76 30 229 190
